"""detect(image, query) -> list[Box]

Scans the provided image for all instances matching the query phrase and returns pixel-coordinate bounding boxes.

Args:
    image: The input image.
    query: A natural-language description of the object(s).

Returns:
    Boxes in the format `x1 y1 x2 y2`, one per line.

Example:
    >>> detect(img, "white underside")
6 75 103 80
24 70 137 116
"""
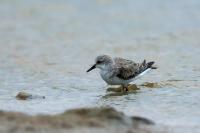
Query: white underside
100 68 152 85
134 68 151 80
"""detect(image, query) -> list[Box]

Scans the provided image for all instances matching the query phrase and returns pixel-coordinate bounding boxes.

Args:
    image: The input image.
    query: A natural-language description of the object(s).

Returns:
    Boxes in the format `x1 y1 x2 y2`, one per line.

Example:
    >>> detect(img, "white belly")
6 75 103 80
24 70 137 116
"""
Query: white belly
99 68 152 85
100 70 133 85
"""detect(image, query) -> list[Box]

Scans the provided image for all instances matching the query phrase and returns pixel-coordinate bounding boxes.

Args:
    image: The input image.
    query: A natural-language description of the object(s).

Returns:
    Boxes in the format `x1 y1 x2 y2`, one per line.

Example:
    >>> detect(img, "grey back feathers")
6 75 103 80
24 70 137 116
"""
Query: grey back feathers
115 58 156 80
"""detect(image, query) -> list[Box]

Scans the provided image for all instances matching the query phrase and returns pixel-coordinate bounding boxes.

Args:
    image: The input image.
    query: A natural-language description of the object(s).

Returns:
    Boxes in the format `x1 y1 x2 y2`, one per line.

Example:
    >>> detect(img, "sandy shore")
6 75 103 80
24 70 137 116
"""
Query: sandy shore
0 107 167 133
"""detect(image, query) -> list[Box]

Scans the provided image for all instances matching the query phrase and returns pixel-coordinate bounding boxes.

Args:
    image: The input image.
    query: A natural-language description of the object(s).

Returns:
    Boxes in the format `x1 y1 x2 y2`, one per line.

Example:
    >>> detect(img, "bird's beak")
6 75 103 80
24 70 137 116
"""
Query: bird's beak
87 64 96 72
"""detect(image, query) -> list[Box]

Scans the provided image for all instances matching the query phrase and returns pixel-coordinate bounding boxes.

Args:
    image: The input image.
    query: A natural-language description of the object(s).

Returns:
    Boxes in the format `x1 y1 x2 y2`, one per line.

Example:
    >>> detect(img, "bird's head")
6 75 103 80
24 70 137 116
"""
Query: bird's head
87 55 113 72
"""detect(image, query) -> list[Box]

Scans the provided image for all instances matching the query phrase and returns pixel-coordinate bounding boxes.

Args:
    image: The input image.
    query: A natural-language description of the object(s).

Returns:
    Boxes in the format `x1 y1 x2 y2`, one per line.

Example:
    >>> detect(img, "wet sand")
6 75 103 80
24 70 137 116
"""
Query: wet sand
0 107 166 133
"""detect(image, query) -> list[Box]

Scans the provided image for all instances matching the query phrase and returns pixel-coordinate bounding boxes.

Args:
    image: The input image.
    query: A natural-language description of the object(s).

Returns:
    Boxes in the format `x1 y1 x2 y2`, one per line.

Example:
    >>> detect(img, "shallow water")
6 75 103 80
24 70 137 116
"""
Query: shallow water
0 0 200 131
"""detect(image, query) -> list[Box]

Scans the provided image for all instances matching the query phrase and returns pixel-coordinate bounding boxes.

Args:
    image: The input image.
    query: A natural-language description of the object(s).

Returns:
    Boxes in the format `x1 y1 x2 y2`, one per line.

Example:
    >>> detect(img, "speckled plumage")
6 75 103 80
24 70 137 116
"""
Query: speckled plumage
87 55 156 90
114 58 155 80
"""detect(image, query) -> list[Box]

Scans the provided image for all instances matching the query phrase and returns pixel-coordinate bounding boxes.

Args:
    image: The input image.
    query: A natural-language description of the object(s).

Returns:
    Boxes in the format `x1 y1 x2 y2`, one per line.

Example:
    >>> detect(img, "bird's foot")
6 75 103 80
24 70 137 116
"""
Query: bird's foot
122 86 129 92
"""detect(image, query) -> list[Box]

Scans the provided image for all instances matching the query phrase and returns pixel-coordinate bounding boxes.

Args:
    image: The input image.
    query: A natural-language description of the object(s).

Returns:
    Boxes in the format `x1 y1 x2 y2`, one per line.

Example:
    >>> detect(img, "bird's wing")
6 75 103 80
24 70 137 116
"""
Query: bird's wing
114 58 155 80
113 57 140 80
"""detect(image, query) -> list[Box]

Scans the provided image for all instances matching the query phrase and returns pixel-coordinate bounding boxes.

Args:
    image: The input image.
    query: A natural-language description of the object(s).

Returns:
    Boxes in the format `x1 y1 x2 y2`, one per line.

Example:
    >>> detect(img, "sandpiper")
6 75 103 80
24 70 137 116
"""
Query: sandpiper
87 55 157 91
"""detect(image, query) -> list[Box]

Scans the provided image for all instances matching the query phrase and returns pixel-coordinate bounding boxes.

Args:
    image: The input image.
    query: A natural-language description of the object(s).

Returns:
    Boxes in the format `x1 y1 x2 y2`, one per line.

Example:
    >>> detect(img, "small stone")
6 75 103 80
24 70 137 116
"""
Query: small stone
107 84 139 93
127 84 140 91
16 92 32 100
141 82 161 88
16 92 45 100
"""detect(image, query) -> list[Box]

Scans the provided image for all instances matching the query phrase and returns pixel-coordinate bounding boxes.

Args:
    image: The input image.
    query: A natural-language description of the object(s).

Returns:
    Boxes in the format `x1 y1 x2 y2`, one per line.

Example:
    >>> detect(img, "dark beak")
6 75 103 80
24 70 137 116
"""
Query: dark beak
87 64 96 72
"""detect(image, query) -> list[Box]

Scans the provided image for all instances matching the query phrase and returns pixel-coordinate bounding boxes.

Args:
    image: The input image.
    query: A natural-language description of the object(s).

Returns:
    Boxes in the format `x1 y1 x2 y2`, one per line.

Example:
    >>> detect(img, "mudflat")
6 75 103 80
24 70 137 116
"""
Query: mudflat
0 107 166 133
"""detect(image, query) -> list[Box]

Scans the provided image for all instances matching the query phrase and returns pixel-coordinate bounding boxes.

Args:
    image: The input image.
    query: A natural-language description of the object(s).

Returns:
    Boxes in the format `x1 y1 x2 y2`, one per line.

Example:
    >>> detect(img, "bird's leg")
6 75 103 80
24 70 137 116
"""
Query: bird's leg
122 85 128 92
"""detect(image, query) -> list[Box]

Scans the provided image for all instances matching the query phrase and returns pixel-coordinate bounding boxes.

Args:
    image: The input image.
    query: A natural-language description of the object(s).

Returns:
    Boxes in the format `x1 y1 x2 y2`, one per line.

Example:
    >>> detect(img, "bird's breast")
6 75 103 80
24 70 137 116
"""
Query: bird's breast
100 70 112 84
99 70 121 85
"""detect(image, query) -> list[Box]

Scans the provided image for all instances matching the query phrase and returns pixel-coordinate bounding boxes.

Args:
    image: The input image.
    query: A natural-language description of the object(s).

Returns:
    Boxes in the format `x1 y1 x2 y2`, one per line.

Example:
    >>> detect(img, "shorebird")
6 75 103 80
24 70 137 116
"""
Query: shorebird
87 55 157 91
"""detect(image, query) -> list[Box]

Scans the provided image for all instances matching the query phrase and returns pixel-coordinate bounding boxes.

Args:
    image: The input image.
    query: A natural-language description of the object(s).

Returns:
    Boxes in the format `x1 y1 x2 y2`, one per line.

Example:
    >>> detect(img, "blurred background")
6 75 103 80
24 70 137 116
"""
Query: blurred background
0 0 200 130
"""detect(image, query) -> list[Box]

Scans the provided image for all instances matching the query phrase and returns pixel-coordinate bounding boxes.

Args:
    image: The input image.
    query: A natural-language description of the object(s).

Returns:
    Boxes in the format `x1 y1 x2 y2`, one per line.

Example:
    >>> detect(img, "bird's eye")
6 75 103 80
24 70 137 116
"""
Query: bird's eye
96 61 102 64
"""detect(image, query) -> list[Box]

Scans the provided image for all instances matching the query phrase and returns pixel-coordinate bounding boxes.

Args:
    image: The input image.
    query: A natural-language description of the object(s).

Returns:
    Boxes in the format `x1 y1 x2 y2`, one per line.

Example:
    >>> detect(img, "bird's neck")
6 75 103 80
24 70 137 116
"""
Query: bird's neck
100 63 113 72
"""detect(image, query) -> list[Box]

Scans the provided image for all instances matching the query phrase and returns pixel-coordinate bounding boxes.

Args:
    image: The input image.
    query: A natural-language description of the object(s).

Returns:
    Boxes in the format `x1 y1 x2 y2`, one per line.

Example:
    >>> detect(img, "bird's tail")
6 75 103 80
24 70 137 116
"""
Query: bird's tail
146 61 157 69
131 60 157 80
138 60 157 74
